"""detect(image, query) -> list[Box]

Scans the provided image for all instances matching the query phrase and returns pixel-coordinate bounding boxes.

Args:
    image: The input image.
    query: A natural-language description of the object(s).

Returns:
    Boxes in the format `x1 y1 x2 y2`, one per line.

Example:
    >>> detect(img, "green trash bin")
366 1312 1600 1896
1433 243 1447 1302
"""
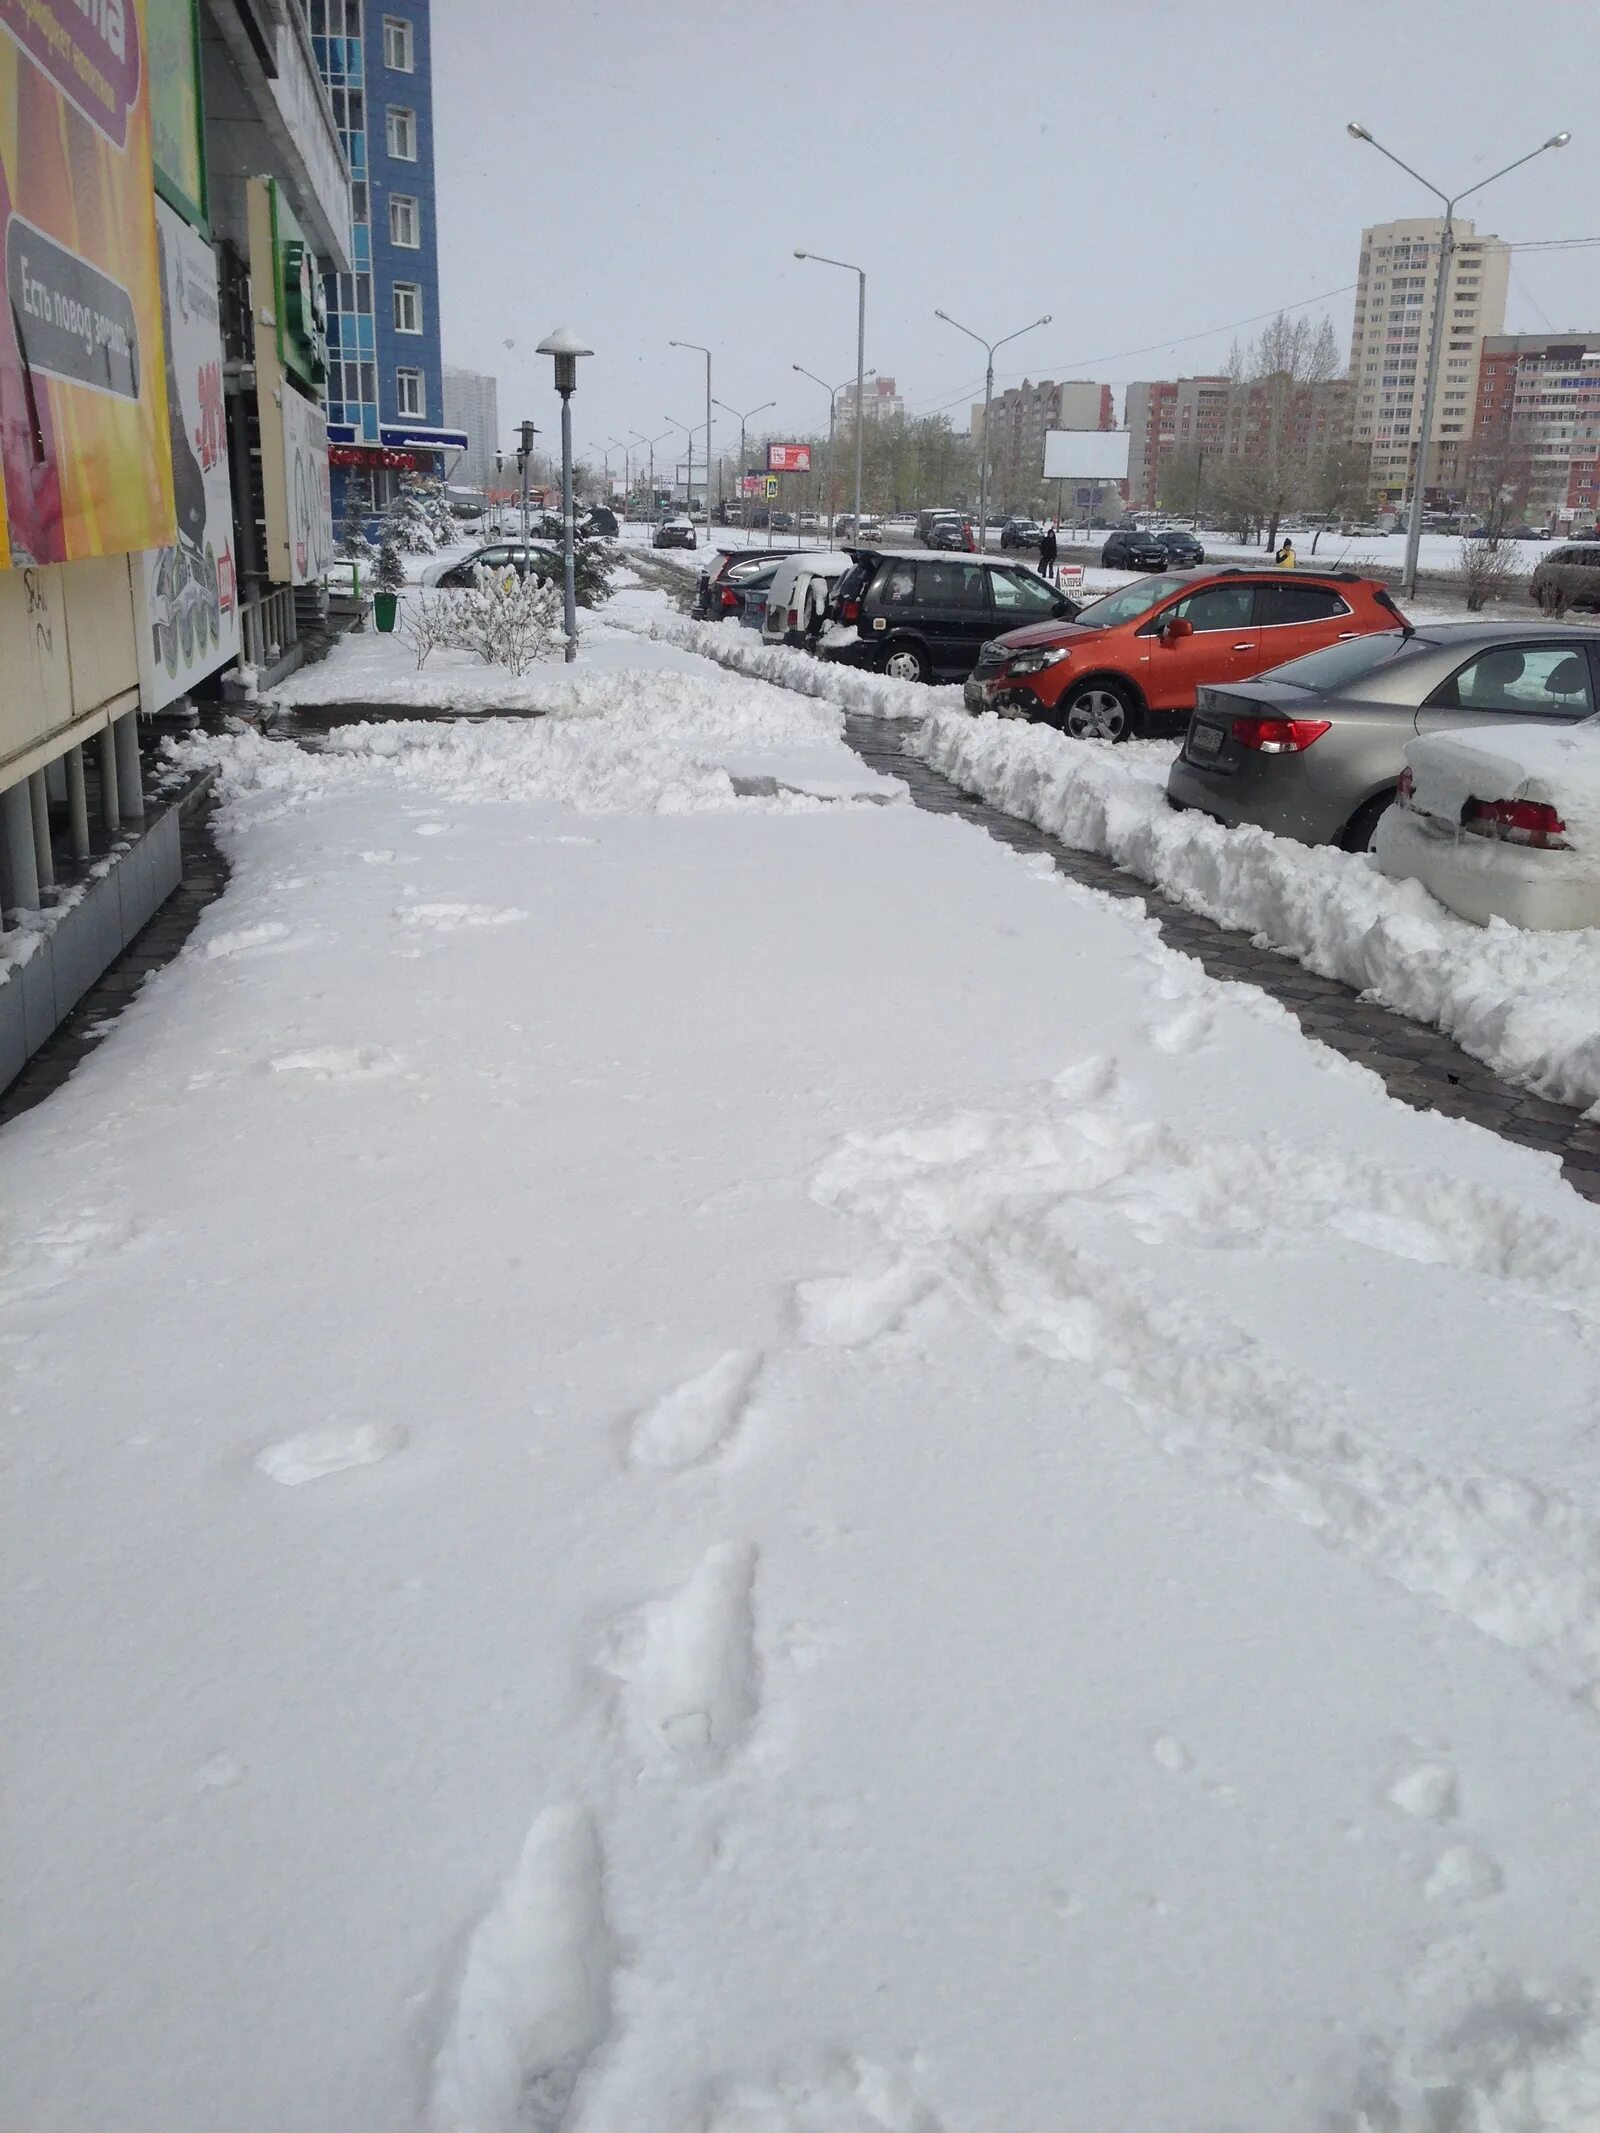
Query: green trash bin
373 590 398 632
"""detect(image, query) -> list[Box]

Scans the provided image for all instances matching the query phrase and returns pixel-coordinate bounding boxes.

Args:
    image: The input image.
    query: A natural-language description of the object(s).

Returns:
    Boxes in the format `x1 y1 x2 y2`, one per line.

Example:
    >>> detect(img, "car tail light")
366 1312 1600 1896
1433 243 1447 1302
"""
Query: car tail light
1230 714 1332 755
719 587 738 610
788 607 800 627
1462 796 1569 849
1396 766 1415 804
841 599 860 624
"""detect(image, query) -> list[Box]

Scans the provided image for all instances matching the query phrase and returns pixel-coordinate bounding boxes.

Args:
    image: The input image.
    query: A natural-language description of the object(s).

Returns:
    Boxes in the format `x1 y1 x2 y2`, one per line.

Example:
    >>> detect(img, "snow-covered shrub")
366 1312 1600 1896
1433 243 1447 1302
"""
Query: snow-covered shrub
571 532 614 610
339 479 375 559
374 539 407 594
380 475 452 555
1460 534 1521 612
441 566 564 675
401 593 455 671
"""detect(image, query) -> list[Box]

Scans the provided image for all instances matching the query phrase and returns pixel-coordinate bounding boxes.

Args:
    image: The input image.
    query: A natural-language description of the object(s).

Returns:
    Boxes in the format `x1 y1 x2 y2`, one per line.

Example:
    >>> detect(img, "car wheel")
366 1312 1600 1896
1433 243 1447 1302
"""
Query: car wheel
1057 680 1137 742
1340 789 1396 853
883 641 930 683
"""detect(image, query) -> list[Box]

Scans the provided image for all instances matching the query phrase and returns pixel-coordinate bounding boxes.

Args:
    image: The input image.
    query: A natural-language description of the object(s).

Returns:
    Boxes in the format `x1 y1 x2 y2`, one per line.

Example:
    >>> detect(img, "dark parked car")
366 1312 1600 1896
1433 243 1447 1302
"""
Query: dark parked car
697 554 784 625
926 515 976 552
582 506 619 537
1101 526 1173 571
653 517 697 550
999 518 1044 551
1153 528 1205 566
426 541 559 590
1166 621 1600 849
694 546 787 617
823 550 1078 684
1530 543 1600 613
770 511 795 533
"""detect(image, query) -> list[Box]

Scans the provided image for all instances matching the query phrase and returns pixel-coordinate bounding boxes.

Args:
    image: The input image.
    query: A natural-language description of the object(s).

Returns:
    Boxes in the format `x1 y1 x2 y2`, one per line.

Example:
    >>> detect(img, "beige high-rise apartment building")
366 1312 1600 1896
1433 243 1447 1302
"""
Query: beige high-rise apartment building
1350 216 1509 502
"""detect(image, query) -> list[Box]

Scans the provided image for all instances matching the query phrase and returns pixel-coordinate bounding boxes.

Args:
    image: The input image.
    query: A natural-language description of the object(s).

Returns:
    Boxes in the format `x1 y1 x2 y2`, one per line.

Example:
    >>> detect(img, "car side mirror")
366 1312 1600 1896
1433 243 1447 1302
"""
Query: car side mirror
1161 616 1194 643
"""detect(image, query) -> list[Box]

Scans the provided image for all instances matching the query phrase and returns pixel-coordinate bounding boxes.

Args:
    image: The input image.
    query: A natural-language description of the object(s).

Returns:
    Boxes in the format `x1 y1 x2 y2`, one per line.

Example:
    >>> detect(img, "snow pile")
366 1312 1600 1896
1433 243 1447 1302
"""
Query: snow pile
914 709 1600 1113
607 605 966 722
1407 717 1600 867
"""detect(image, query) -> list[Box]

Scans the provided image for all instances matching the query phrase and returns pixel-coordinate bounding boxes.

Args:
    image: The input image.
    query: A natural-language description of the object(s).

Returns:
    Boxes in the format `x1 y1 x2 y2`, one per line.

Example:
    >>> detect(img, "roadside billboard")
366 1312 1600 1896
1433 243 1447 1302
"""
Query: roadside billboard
137 199 237 709
767 442 811 473
0 0 175 569
1042 429 1131 481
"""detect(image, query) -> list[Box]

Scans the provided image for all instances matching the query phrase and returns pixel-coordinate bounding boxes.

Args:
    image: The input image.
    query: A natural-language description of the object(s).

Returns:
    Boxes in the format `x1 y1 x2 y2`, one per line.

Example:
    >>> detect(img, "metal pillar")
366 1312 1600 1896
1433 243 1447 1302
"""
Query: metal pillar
28 771 54 899
114 711 144 822
559 388 577 663
65 745 90 859
98 723 120 837
0 777 40 914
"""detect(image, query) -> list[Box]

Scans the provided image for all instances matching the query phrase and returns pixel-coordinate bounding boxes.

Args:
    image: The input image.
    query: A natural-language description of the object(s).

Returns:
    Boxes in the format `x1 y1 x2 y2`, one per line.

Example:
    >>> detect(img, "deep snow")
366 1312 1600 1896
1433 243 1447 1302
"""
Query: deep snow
6 588 1600 2133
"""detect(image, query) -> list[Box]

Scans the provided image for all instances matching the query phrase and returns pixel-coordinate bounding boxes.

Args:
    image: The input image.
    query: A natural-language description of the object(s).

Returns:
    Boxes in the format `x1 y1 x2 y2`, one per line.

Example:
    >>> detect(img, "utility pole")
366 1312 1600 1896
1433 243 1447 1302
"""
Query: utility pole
934 307 1051 552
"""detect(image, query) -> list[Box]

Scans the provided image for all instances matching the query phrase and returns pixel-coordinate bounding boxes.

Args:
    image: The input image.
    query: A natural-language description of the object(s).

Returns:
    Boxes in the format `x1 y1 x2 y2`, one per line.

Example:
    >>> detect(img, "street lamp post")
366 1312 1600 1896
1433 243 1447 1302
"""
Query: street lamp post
633 429 670 523
713 398 775 528
793 366 876 537
665 413 706 521
536 327 592 663
795 251 867 536
933 308 1051 552
670 340 713 542
1346 121 1570 597
589 441 613 500
609 436 630 514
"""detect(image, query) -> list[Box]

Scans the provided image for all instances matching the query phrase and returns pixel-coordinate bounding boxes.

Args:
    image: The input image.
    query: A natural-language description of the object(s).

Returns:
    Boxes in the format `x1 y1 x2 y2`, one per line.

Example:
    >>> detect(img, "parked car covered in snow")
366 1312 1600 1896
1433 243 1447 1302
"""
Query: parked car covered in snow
1375 716 1600 930
423 541 560 589
760 552 855 647
1167 621 1600 851
694 548 788 621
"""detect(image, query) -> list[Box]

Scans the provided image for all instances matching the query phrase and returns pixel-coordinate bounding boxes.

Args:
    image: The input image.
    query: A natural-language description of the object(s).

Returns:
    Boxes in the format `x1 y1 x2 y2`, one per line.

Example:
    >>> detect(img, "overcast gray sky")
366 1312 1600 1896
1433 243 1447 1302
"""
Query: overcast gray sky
433 0 1600 470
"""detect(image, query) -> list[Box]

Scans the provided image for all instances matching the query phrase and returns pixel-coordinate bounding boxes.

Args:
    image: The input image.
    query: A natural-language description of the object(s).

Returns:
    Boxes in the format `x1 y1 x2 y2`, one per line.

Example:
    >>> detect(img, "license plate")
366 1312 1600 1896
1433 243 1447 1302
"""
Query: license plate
1188 721 1225 760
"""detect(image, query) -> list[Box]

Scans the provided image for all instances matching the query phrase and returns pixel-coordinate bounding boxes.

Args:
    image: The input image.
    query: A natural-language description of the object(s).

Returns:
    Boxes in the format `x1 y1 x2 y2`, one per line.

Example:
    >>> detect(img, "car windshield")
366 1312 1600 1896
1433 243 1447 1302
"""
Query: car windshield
1265 631 1413 690
1074 575 1187 626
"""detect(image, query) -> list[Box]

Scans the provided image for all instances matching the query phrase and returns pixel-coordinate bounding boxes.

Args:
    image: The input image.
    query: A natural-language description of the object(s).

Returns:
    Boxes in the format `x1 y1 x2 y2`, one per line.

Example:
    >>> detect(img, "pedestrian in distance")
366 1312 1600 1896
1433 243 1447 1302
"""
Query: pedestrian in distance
1275 536 1297 569
1039 522 1059 583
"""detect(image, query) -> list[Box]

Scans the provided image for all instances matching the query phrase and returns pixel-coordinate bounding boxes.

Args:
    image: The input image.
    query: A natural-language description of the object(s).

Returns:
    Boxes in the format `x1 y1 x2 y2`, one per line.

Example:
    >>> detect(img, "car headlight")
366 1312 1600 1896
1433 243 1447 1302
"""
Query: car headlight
1003 648 1072 677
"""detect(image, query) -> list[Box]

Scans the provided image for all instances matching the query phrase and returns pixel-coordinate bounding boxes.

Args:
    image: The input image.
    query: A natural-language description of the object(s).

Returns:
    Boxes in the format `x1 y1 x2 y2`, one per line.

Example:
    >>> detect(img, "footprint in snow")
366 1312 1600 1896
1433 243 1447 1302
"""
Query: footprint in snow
1148 1003 1215 1055
197 921 293 960
1424 1843 1504 1905
254 1421 407 1486
795 1263 934 1349
599 1542 760 1773
626 1349 762 1470
269 1045 399 1081
1387 1759 1459 1822
396 902 528 932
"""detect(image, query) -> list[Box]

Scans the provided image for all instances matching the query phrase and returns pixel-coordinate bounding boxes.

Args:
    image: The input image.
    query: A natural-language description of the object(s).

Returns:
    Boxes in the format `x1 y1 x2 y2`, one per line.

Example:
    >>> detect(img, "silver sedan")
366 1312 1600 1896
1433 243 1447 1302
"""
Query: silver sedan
1165 621 1600 849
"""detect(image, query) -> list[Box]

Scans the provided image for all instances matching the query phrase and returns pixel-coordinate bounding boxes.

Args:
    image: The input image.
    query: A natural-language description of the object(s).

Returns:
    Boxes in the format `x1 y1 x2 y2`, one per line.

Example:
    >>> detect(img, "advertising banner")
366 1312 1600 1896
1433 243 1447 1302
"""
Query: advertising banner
148 0 204 227
137 199 236 709
766 442 811 473
0 0 175 569
278 383 332 587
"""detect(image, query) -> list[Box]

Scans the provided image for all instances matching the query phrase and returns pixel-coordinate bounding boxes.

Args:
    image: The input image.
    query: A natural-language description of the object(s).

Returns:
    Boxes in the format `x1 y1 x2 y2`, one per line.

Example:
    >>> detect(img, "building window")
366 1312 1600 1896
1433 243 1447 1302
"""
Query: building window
350 180 368 224
396 367 425 417
389 194 420 247
393 282 422 333
383 15 414 69
387 106 417 159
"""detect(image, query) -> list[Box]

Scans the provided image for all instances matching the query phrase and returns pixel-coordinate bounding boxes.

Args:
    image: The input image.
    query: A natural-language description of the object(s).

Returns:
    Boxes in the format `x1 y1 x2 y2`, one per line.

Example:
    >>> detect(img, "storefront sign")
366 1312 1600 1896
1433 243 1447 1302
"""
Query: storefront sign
0 0 174 568
137 199 237 709
279 383 331 586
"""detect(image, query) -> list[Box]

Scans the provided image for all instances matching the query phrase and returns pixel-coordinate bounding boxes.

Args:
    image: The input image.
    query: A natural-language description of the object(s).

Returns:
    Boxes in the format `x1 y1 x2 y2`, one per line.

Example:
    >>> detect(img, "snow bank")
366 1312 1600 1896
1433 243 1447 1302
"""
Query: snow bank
913 709 1600 1114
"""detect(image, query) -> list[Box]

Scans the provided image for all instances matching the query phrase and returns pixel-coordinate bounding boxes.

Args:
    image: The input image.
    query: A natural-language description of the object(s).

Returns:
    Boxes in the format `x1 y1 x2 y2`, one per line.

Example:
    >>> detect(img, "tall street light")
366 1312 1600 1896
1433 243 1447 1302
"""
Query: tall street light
536 327 592 663
933 308 1051 551
713 398 775 520
665 412 708 520
670 339 713 541
633 428 672 522
796 251 866 536
588 441 613 498
608 436 630 512
1347 121 1570 597
794 365 876 536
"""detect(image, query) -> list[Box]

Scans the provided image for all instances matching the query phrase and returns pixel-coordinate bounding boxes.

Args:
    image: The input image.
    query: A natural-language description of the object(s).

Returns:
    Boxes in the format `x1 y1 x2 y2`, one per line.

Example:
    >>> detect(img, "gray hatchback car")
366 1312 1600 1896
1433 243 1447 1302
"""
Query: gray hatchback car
1166 621 1600 849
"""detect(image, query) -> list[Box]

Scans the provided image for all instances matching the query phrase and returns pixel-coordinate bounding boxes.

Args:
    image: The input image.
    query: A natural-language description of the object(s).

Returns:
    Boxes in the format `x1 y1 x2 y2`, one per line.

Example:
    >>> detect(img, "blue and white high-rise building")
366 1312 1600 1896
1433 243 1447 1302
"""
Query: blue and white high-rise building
308 0 464 521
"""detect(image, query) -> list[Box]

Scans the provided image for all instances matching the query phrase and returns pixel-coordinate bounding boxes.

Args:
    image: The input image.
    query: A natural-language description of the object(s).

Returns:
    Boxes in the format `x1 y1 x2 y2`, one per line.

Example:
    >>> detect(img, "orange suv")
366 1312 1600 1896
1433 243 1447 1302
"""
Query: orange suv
964 567 1408 740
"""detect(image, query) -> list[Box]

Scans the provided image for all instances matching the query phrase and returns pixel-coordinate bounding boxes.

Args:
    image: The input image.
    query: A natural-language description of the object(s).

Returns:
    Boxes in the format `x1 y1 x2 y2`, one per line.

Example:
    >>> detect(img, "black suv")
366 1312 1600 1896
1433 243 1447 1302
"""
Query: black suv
1101 526 1172 571
1153 527 1204 566
999 518 1043 550
823 550 1079 684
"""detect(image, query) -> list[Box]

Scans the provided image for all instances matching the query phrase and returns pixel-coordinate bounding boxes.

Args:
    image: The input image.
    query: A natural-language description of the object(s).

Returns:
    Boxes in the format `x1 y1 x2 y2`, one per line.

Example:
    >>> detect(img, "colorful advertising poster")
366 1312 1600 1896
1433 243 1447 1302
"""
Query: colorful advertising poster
0 0 175 570
278 382 332 588
147 0 204 227
137 199 236 710
766 443 812 473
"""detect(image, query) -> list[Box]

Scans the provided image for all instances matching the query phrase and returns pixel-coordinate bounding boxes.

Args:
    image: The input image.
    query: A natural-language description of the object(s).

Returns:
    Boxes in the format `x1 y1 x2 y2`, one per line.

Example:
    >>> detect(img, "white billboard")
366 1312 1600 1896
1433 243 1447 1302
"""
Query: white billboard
278 382 333 587
1043 429 1131 481
138 200 239 711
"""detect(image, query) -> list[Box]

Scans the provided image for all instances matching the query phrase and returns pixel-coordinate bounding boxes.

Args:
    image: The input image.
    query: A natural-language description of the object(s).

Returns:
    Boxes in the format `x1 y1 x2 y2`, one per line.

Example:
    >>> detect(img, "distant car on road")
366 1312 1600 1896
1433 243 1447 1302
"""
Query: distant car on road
424 541 560 589
1530 543 1600 613
1101 526 1172 571
653 517 697 550
1152 527 1205 567
1167 621 1600 850
1377 713 1600 930
968 567 1404 743
925 515 976 552
824 549 1078 683
999 518 1043 551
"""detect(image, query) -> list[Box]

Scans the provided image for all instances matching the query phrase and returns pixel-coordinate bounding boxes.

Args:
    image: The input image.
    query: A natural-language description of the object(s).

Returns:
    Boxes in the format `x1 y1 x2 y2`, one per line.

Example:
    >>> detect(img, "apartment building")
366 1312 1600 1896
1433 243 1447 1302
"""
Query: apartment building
839 376 905 424
443 365 502 494
311 0 465 520
975 380 1115 507
1349 215 1509 504
1125 373 1346 509
1474 335 1600 526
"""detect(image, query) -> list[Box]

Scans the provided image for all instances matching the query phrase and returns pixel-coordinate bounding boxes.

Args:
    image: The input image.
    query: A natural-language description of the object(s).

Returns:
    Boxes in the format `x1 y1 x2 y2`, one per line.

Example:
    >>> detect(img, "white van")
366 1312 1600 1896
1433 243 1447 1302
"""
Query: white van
760 551 854 647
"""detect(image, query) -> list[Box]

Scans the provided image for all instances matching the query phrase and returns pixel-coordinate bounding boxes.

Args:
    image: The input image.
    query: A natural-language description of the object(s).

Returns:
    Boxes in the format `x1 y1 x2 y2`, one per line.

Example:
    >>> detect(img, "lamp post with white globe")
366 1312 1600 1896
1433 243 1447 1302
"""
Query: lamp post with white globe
536 328 593 661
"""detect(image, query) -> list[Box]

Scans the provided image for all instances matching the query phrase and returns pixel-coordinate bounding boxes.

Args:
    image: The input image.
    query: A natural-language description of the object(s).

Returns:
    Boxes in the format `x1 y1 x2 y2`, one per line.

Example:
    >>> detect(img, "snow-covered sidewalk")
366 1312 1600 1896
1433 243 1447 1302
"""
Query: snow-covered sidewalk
7 612 1600 2133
